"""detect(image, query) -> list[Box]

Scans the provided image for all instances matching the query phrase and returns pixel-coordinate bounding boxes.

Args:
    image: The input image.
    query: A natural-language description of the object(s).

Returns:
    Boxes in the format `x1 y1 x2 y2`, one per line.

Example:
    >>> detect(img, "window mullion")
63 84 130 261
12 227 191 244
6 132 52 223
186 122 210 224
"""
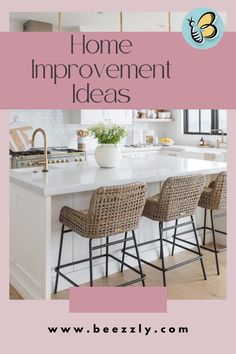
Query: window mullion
199 110 201 133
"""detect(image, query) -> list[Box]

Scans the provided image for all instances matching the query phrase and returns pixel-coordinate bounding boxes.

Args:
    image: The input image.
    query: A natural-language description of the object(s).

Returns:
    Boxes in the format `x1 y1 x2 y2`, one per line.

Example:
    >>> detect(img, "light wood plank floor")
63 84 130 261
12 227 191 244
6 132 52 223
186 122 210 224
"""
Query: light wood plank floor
10 245 226 300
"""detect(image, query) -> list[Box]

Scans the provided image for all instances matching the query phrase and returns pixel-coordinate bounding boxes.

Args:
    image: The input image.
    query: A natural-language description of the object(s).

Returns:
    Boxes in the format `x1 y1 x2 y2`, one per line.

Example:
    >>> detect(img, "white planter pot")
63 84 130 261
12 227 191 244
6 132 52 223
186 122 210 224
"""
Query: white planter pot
95 144 121 168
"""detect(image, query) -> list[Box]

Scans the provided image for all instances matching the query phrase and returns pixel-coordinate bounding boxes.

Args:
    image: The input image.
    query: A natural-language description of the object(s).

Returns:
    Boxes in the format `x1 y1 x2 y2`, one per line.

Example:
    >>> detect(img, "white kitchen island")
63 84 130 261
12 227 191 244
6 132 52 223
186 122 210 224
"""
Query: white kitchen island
10 154 227 299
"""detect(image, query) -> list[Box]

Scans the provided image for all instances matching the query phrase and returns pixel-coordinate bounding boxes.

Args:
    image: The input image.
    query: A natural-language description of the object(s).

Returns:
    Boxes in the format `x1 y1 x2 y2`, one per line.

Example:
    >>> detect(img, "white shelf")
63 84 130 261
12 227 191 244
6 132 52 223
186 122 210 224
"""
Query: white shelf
133 118 173 123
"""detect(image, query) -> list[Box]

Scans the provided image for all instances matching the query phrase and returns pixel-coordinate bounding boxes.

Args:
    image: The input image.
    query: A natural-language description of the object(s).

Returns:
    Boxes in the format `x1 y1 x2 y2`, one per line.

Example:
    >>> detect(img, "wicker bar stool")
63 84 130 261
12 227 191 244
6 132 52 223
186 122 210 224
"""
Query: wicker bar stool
197 172 227 275
54 182 147 292
121 175 206 287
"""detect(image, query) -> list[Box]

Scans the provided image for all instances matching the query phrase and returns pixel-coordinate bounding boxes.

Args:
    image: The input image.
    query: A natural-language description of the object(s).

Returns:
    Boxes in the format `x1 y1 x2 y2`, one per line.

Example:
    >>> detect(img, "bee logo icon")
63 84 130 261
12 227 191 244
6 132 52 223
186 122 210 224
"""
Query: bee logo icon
188 12 218 44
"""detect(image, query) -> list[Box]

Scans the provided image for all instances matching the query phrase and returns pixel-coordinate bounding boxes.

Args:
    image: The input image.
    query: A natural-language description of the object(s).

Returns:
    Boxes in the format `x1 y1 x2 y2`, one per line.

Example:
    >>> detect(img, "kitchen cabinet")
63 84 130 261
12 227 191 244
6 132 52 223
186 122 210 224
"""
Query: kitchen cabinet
123 12 168 32
104 110 132 124
64 109 132 125
80 110 104 124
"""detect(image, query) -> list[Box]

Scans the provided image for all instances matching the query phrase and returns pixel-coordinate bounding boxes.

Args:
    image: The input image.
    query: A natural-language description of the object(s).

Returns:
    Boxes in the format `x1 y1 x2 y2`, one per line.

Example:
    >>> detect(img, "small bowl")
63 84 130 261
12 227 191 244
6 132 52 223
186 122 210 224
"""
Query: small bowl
160 141 175 146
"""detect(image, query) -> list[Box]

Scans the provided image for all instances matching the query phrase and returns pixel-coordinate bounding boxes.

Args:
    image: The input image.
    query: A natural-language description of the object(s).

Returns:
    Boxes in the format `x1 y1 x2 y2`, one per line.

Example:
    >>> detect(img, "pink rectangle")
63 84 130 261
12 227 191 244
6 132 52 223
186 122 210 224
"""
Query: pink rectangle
0 32 235 108
69 287 167 313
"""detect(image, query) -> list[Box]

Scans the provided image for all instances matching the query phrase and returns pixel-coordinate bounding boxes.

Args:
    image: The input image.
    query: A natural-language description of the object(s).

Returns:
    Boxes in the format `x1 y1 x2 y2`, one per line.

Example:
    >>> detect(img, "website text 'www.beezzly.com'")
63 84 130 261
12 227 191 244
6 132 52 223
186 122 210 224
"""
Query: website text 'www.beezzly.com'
48 323 189 336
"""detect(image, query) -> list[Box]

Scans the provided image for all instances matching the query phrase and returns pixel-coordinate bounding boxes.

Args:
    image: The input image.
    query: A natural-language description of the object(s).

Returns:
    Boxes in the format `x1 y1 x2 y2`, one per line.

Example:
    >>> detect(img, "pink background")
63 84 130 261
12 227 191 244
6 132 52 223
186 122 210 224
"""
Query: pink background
0 1 235 353
69 288 167 313
1 32 235 109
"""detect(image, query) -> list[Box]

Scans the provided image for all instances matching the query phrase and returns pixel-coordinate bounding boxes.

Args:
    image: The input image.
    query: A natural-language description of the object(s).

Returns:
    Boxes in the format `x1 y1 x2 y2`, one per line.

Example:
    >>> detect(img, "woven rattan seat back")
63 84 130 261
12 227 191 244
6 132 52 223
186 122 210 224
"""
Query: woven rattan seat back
143 174 204 222
199 172 227 210
85 182 147 238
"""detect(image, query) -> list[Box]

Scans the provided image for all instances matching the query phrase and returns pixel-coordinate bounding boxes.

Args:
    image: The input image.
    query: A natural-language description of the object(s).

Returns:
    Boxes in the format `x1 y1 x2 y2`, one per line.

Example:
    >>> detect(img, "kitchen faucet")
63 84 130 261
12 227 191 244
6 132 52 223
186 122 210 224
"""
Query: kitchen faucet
211 129 225 148
31 128 48 172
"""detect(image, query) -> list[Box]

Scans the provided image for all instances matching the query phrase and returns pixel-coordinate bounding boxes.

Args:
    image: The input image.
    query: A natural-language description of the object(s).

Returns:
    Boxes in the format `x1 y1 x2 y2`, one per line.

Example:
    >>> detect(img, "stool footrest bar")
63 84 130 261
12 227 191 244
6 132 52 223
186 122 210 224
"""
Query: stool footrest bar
196 226 227 235
200 245 227 253
123 251 203 273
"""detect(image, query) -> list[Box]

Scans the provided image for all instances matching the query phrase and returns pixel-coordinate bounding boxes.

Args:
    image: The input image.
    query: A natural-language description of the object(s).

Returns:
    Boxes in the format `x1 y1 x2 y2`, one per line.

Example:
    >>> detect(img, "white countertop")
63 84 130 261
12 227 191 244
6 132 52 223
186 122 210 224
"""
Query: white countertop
10 154 227 197
122 144 227 155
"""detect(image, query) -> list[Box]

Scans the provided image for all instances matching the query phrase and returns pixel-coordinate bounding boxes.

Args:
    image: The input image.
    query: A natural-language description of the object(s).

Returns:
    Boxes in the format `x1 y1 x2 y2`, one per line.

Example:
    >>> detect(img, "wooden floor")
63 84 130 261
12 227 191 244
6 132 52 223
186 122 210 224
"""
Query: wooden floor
10 245 226 300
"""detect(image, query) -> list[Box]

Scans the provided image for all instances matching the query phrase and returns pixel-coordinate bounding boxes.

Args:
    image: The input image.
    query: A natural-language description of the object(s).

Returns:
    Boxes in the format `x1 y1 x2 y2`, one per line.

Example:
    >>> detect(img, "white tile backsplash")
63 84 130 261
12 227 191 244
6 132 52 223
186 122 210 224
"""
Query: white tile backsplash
9 110 80 149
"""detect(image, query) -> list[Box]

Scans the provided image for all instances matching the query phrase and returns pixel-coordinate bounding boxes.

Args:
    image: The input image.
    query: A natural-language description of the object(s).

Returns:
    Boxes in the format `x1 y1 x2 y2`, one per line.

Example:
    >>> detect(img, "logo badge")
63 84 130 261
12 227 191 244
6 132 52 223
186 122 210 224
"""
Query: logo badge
182 8 224 49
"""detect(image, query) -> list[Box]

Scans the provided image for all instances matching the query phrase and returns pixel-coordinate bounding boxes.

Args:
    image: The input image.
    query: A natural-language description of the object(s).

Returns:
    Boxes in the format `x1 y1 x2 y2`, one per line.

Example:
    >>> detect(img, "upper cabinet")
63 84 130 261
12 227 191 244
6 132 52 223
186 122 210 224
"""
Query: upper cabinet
81 110 104 124
63 109 133 125
104 110 133 124
123 12 169 32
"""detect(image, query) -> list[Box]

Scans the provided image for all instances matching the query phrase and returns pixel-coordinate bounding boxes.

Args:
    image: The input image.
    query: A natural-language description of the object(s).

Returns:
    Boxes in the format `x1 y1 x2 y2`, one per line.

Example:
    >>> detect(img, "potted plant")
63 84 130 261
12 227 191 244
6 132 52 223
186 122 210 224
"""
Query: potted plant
89 122 127 168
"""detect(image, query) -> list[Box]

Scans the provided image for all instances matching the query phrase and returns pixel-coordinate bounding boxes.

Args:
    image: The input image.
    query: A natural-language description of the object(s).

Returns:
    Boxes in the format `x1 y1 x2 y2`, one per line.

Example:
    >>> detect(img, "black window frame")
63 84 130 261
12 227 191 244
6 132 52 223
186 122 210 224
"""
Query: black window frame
183 109 227 135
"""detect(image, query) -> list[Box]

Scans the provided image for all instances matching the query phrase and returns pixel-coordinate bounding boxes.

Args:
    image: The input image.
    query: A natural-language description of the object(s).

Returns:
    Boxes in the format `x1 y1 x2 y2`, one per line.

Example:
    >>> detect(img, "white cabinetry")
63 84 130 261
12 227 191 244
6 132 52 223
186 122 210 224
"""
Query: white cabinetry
123 12 168 31
80 110 104 124
63 109 133 125
104 110 132 124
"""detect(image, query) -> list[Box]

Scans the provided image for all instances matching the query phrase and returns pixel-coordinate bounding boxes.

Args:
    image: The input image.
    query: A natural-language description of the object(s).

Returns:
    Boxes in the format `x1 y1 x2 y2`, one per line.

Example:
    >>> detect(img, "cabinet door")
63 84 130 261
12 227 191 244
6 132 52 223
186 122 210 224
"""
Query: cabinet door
81 110 104 124
123 12 168 32
104 110 132 125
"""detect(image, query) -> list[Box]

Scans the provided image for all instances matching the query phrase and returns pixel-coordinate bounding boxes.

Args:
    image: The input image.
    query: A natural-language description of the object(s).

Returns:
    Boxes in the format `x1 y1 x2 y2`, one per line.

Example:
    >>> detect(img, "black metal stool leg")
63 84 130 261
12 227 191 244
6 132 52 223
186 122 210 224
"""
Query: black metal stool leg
159 222 164 260
89 239 93 286
171 219 178 256
121 231 128 273
191 215 207 280
105 236 109 277
210 210 220 275
203 208 207 245
132 230 145 287
54 224 65 294
159 222 166 287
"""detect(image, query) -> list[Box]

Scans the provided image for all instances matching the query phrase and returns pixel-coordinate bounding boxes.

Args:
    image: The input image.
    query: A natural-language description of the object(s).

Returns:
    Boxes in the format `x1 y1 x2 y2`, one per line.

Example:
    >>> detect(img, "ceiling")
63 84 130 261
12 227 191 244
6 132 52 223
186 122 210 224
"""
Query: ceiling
10 12 171 31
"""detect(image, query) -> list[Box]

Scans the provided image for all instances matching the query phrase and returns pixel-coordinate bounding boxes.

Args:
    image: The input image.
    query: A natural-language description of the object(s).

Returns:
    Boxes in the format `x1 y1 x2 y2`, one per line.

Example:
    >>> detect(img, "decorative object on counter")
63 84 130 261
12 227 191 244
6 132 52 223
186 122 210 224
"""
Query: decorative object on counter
9 116 33 152
10 125 33 152
159 137 175 146
76 129 89 151
154 135 159 145
89 122 127 168
143 130 155 145
200 137 205 146
132 129 143 145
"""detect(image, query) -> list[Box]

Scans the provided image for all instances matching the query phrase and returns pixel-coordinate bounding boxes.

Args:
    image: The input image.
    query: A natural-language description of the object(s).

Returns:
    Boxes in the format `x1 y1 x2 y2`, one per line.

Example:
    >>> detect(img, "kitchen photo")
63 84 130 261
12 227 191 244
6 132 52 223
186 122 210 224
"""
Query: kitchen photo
9 108 227 300
9 11 227 300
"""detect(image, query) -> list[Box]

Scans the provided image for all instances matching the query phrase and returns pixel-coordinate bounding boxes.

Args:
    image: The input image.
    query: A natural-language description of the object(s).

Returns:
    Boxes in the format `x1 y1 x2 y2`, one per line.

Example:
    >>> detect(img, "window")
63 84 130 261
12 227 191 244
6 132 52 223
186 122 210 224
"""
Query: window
184 110 227 135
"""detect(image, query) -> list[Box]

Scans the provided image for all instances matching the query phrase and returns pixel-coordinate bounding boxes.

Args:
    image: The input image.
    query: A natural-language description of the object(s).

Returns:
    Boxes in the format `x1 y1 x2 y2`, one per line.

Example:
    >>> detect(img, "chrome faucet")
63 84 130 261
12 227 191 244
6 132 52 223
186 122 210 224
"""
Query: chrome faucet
31 128 48 172
211 129 225 148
